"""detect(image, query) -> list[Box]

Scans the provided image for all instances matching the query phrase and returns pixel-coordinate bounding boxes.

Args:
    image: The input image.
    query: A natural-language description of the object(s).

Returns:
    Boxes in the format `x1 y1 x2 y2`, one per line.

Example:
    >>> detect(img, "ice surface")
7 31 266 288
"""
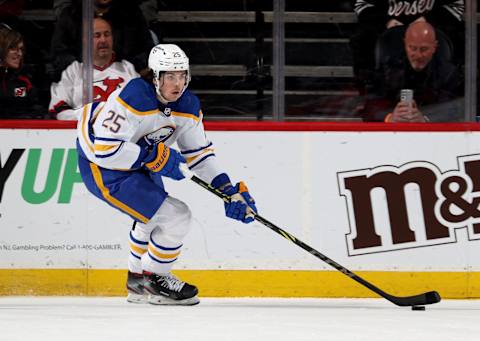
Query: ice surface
0 297 478 341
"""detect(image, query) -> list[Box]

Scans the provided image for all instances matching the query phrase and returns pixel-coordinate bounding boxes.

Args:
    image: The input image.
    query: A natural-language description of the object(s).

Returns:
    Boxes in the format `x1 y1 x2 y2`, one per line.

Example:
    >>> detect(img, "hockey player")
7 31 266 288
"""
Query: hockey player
76 44 257 305
49 17 139 120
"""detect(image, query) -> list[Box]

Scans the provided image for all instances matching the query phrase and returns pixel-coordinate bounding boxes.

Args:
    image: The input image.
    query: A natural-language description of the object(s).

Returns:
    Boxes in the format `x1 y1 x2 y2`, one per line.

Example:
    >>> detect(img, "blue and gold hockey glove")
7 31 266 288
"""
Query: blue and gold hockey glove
143 143 186 181
222 182 258 224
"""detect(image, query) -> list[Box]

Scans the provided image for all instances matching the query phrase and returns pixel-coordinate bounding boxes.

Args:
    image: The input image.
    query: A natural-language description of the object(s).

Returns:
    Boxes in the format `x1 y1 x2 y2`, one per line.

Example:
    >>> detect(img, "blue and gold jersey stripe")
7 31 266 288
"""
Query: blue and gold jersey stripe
89 163 149 224
172 110 201 123
116 96 160 116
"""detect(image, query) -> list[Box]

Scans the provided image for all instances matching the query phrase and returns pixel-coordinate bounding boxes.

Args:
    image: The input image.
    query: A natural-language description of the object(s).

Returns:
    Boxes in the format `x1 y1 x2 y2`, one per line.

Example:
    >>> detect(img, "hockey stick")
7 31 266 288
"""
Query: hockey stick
180 165 441 307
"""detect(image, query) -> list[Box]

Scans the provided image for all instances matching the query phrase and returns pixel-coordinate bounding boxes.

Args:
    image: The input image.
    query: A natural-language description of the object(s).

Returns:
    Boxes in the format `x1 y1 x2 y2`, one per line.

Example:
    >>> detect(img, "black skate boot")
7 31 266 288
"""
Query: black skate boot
143 271 199 305
126 271 146 303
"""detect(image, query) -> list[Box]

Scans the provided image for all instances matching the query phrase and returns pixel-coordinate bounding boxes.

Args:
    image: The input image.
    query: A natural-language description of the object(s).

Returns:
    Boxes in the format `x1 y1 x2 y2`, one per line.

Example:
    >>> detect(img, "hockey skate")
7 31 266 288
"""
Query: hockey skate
143 271 200 305
126 271 147 303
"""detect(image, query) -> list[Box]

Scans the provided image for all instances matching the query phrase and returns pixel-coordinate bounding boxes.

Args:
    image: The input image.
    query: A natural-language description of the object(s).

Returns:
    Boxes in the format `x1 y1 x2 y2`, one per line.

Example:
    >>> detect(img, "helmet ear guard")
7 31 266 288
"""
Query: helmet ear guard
148 44 191 99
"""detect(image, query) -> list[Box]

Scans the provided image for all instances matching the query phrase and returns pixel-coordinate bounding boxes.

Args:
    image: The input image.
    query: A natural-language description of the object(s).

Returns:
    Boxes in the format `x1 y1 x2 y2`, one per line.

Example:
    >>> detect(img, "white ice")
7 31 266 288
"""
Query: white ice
0 297 478 341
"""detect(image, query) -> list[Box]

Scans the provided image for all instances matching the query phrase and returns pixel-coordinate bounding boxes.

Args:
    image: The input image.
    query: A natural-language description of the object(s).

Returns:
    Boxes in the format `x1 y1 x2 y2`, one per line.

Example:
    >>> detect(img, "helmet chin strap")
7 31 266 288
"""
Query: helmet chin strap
153 77 169 104
156 90 170 104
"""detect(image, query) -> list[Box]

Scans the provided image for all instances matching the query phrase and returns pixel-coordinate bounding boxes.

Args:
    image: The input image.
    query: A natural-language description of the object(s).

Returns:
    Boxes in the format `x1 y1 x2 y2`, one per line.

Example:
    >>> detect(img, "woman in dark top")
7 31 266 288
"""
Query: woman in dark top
0 24 44 119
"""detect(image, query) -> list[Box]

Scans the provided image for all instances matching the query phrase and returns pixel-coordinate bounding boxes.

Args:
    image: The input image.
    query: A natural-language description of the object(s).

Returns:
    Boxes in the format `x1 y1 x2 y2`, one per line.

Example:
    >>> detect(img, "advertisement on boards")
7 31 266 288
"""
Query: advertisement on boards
1 129 480 274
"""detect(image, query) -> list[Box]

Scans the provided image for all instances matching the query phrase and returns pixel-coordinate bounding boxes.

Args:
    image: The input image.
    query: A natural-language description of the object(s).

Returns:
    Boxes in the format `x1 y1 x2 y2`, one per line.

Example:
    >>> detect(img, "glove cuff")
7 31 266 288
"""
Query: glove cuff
211 173 232 190
144 143 170 172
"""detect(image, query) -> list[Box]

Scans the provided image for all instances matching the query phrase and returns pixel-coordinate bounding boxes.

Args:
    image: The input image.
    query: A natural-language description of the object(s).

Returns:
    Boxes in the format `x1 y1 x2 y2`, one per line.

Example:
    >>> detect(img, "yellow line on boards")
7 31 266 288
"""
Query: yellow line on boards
0 269 478 298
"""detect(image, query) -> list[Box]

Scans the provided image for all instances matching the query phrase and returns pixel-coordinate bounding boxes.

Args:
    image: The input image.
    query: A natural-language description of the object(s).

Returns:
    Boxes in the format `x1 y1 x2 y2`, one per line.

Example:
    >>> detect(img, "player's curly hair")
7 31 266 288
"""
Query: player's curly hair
0 23 24 67
141 68 154 82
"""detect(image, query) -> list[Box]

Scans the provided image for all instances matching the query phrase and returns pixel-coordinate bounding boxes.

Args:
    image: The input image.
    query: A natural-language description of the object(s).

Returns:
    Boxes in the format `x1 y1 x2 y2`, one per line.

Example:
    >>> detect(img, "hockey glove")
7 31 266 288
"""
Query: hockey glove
222 182 257 224
143 143 186 181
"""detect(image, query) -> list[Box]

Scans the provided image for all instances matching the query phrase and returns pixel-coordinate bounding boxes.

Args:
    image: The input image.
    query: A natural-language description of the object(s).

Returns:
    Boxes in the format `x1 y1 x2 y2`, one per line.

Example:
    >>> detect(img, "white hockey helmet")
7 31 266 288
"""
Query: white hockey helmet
148 44 190 98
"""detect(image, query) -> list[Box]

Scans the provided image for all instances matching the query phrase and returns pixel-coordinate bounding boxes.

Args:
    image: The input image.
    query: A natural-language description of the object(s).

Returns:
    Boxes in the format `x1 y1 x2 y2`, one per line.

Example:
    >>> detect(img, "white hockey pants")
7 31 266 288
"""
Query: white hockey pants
128 196 192 274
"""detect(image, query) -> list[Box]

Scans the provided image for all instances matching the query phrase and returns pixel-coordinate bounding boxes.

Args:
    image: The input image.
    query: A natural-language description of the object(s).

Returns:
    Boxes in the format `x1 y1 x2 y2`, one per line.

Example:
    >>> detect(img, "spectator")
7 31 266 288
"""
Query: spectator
362 21 463 122
1 0 52 109
50 0 154 81
49 17 139 120
0 23 44 119
350 0 464 94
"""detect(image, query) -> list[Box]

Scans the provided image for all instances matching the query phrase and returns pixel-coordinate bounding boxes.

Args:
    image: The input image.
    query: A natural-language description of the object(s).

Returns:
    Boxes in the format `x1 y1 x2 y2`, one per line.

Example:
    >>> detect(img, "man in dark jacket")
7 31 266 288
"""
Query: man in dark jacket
50 0 154 81
362 21 463 122
350 0 464 94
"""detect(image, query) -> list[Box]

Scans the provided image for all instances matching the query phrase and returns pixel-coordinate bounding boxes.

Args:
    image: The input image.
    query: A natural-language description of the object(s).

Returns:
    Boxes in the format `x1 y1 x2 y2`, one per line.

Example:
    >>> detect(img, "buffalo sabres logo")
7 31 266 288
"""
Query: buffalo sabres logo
145 125 175 144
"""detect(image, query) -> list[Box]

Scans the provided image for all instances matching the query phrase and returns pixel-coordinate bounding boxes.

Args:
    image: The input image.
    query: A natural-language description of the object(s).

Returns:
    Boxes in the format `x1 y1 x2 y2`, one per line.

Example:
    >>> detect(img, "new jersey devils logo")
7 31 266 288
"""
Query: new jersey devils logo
93 77 124 102
14 87 26 97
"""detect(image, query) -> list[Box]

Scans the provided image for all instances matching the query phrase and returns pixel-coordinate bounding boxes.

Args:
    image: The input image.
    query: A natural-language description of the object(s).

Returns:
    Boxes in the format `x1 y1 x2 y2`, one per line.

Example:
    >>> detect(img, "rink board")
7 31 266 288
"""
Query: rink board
1 122 480 297
1 269 478 298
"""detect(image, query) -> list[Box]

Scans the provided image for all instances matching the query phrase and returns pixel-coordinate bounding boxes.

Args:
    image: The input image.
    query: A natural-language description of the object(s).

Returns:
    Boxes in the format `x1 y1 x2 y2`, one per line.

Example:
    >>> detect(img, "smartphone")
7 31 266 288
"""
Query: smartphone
400 89 414 103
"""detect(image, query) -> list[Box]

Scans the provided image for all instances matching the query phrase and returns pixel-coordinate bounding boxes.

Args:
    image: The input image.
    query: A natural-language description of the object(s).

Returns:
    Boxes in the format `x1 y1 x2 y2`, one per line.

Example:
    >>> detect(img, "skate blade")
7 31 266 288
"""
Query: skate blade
126 292 147 304
147 294 200 306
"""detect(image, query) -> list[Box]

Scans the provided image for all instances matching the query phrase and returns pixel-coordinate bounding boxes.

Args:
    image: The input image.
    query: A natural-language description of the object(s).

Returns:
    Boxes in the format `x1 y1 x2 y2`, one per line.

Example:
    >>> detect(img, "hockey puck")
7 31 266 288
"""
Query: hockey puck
411 306 426 311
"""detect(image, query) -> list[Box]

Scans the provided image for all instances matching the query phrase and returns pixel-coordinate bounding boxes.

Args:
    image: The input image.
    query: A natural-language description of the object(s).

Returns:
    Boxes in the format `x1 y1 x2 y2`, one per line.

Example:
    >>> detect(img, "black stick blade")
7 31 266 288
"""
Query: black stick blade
388 290 441 307
424 291 442 304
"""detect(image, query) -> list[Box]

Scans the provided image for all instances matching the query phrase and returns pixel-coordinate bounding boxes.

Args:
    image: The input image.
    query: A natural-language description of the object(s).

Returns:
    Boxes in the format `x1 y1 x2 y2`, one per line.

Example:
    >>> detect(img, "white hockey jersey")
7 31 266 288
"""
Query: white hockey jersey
49 57 139 120
77 78 223 183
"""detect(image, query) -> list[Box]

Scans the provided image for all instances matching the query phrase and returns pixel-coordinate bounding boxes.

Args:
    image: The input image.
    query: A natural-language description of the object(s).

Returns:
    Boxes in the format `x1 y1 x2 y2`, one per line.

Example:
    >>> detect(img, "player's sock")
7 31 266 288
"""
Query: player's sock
143 271 199 305
126 271 146 303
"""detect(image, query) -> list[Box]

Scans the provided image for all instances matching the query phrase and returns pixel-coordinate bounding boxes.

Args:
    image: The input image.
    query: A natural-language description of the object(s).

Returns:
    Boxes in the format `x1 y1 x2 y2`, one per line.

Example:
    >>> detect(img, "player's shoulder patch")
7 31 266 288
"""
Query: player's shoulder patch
117 78 159 115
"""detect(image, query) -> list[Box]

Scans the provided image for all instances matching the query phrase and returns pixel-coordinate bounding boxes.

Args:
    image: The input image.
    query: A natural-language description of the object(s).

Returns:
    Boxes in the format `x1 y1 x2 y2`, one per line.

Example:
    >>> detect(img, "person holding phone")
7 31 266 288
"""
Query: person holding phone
362 21 463 122
387 89 427 123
